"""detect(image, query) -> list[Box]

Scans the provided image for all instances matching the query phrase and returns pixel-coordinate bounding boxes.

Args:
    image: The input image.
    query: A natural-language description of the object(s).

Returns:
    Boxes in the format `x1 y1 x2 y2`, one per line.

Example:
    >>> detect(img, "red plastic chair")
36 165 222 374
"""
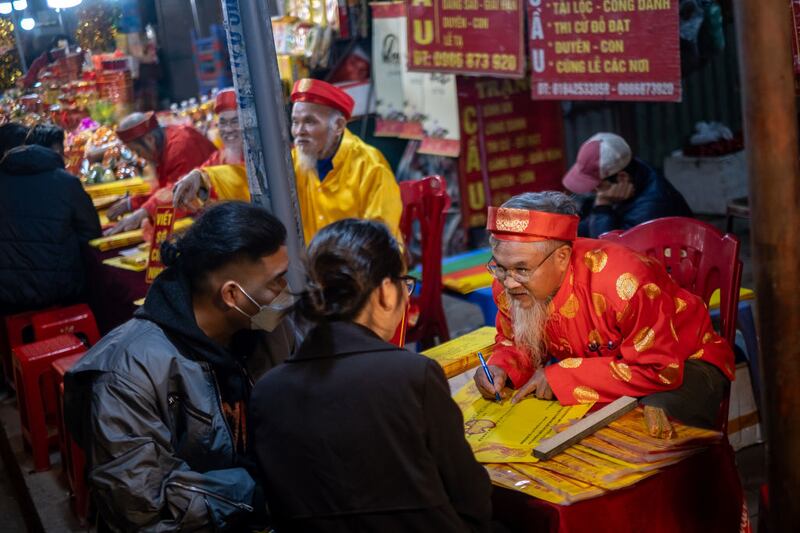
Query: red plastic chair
31 304 101 347
600 217 742 431
399 176 451 348
12 334 87 471
1 310 40 388
52 353 89 524
3 304 99 388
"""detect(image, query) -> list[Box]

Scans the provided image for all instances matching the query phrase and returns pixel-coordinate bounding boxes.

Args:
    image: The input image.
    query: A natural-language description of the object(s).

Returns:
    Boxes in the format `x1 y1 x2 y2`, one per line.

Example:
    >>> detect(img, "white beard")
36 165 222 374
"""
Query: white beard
295 147 318 174
510 295 549 369
295 128 341 175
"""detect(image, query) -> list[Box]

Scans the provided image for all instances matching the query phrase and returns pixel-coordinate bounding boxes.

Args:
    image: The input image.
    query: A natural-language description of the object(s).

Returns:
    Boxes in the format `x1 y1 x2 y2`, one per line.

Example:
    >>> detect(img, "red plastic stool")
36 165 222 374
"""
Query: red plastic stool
1 310 39 388
53 353 89 524
12 334 86 471
31 304 100 347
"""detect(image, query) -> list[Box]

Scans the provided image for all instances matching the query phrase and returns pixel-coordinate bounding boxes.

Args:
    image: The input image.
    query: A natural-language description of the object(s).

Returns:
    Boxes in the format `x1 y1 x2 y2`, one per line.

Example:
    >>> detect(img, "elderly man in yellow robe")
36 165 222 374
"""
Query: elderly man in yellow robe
173 80 402 244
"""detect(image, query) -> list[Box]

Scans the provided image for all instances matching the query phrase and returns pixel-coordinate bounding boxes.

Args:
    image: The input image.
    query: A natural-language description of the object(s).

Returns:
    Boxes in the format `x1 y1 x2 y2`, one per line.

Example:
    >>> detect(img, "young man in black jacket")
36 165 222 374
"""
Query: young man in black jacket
65 203 298 531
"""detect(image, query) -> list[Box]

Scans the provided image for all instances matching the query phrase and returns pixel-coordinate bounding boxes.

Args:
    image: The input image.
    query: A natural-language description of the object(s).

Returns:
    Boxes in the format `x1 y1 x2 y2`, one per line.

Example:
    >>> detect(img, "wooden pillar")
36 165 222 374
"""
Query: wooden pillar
733 1 800 530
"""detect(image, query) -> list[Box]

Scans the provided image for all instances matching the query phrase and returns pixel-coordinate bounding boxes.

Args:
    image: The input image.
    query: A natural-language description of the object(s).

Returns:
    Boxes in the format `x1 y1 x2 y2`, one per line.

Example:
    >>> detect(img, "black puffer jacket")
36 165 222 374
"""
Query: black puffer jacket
578 158 693 238
0 145 101 313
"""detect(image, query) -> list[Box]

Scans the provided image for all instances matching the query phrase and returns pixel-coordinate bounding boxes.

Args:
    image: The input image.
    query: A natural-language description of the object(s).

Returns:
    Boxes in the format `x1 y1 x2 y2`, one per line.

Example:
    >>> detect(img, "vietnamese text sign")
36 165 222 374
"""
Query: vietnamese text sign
406 0 525 78
145 206 176 284
458 77 566 228
529 0 680 101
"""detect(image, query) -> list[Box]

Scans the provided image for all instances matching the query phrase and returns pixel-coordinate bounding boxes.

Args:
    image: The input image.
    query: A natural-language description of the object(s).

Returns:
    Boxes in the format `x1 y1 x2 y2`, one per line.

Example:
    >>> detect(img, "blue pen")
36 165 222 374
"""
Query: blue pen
477 351 502 402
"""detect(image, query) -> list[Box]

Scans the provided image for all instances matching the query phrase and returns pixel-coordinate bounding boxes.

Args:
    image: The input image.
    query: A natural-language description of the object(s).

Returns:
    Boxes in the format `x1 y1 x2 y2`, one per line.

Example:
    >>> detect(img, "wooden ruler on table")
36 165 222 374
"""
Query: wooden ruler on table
533 396 638 461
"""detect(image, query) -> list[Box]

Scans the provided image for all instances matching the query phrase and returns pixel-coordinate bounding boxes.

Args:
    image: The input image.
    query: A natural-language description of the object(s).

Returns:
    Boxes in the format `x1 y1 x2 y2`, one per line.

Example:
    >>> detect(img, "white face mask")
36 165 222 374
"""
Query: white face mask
232 284 295 332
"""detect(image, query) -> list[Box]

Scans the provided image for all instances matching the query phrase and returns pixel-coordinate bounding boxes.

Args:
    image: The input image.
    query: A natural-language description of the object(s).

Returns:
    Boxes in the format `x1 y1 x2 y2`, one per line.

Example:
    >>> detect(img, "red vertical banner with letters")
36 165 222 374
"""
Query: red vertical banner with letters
145 207 176 284
457 77 566 228
528 0 681 102
405 0 525 78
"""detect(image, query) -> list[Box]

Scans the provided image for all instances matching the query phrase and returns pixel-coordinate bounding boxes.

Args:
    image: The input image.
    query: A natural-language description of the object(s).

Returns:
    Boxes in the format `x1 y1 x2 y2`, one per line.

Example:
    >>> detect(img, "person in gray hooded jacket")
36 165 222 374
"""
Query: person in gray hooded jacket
64 202 298 532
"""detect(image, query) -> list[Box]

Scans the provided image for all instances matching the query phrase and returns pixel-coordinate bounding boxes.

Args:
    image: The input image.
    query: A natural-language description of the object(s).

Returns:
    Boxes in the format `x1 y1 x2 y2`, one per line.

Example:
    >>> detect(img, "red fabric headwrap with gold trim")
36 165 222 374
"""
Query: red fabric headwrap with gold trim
116 112 159 144
487 206 579 242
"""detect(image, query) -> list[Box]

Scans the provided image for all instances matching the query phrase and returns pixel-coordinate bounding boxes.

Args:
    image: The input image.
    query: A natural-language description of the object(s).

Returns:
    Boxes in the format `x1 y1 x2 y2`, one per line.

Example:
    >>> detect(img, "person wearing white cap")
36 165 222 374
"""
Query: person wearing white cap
562 133 691 238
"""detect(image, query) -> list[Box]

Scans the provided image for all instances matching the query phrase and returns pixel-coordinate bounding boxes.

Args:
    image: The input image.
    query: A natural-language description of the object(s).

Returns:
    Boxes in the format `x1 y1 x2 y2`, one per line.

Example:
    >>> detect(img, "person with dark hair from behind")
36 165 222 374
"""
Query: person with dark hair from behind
64 202 299 531
0 123 100 315
25 123 66 155
0 122 29 156
250 218 493 532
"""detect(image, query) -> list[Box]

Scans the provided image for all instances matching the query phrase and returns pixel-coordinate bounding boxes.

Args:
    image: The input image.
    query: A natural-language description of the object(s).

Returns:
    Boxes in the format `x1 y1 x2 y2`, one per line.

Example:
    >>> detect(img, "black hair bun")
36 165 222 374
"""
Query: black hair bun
160 239 181 267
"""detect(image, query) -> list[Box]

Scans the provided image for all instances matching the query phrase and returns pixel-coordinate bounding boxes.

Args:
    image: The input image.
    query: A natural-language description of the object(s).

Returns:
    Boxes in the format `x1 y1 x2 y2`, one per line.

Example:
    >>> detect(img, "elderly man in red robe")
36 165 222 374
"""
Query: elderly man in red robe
473 191 734 437
105 112 216 235
170 89 250 210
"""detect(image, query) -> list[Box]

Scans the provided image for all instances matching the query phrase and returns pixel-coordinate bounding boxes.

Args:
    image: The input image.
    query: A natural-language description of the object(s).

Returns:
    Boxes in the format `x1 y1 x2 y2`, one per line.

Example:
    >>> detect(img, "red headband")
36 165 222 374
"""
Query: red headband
215 89 237 113
117 112 159 144
487 207 579 242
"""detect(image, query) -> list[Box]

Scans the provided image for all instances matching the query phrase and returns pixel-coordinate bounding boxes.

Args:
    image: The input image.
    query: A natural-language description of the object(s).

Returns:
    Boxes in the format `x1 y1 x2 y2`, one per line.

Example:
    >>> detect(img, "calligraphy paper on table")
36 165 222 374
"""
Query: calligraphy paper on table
454 381 591 463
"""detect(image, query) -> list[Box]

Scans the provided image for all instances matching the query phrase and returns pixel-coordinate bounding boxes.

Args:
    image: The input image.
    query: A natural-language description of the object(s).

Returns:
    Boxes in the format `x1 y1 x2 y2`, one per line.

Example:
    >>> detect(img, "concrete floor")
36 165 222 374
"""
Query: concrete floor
0 464 27 532
0 216 764 531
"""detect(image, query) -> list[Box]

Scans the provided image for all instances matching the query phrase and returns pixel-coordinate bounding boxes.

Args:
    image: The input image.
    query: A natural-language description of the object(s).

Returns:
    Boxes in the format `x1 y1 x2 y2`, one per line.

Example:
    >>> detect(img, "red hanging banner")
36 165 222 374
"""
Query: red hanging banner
405 0 525 78
457 77 566 228
528 0 681 102
145 207 176 284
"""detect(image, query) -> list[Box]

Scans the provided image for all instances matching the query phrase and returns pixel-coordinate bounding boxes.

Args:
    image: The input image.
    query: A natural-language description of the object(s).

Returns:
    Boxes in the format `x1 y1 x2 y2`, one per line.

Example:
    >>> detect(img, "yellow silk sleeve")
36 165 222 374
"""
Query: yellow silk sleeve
204 164 251 202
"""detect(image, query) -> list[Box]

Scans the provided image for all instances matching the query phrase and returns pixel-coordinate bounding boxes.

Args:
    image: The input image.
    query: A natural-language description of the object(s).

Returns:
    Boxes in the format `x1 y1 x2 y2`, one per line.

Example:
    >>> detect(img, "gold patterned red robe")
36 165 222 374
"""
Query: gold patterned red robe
488 238 735 405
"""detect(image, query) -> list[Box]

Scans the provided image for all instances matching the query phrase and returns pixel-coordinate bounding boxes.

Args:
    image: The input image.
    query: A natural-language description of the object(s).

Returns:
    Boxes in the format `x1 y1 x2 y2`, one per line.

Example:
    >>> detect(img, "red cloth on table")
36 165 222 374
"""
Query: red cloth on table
488 238 735 404
492 442 749 533
129 125 216 218
81 244 148 335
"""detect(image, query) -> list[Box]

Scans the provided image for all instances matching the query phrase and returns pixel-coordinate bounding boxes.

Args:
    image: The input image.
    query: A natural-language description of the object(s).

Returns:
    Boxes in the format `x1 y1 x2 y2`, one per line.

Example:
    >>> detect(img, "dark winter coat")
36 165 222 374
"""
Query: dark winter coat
250 320 493 533
0 145 101 313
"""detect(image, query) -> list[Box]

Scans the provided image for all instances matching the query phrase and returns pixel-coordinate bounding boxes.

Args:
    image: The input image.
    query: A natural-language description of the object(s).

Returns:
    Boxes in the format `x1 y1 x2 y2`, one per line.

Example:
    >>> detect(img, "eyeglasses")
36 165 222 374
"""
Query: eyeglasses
486 246 559 283
396 275 417 296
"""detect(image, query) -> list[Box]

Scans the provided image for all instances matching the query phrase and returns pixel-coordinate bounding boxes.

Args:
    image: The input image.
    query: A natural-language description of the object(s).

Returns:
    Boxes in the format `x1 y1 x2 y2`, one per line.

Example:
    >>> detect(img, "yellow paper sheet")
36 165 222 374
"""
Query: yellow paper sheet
133 297 145 306
102 255 147 272
571 444 696 474
484 463 568 505
510 463 605 504
607 409 722 449
454 381 591 463
422 326 496 378
102 249 149 272
90 218 193 251
536 450 653 490
84 177 151 199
